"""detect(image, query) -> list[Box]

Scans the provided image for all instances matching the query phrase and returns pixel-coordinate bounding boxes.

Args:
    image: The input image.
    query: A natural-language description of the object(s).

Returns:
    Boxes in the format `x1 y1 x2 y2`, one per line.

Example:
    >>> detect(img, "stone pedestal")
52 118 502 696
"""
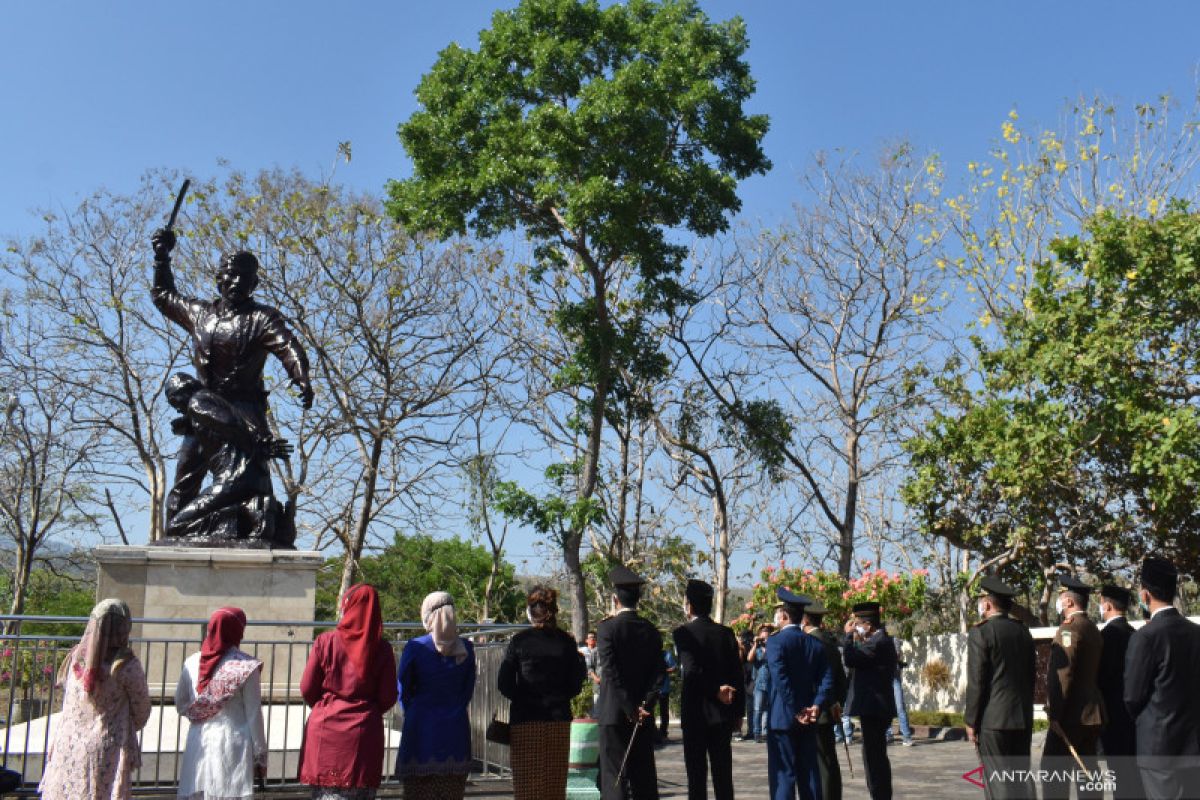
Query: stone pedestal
94 544 324 699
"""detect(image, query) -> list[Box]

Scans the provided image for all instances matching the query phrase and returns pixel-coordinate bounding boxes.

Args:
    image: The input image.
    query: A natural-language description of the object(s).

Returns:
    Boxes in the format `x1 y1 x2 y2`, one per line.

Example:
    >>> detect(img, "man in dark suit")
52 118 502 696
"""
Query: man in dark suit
1124 556 1200 798
964 576 1036 800
597 565 666 800
1043 574 1104 800
673 579 743 800
802 601 848 800
1097 584 1143 799
767 588 833 800
842 601 897 800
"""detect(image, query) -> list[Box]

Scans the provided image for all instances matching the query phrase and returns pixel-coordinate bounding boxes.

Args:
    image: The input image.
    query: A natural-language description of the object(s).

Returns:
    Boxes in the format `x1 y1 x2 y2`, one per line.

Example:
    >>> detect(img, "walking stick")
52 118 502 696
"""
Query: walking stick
842 733 855 778
615 707 646 786
1048 719 1089 774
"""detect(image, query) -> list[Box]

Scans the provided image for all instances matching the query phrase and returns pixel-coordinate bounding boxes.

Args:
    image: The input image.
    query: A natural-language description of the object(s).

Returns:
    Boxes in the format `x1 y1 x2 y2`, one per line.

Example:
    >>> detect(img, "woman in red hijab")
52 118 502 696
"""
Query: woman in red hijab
300 584 399 799
175 607 266 800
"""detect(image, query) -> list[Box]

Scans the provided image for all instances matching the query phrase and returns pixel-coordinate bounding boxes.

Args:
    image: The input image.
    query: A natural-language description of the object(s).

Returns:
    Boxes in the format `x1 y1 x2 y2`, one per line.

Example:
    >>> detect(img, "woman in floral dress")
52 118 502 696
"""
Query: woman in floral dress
174 607 267 800
40 598 152 800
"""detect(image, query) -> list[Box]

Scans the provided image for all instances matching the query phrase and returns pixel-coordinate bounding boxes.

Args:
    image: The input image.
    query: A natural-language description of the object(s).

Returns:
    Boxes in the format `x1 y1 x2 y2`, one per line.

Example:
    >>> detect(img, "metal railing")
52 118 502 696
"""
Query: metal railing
0 615 520 794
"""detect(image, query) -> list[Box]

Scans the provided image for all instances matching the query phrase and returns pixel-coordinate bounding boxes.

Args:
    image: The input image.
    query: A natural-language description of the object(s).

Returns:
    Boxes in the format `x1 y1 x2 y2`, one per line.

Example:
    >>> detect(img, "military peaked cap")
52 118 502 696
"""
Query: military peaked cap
608 564 646 587
979 575 1018 599
1057 574 1093 596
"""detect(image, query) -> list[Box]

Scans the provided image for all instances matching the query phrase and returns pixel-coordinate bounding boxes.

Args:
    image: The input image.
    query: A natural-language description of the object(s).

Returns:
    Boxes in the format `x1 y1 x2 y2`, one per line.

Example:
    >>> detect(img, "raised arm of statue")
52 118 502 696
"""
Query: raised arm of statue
150 227 199 334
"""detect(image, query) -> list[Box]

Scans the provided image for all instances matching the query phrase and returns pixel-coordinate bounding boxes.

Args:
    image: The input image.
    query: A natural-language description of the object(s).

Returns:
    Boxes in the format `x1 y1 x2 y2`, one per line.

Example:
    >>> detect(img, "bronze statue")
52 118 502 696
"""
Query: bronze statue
151 222 312 548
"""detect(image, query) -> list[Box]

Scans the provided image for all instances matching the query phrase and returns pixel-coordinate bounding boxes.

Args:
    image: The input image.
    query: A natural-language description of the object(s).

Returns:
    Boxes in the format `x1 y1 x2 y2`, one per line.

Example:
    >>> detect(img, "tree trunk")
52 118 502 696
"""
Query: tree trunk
568 377 610 641
337 436 384 607
714 494 730 623
837 431 861 577
564 527 588 642
6 544 32 634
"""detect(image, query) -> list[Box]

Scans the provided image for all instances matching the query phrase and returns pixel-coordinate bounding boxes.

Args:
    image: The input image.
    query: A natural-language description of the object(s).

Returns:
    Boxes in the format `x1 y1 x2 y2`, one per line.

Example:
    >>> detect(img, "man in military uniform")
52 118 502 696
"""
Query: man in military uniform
802 601 848 800
673 579 743 800
766 588 833 800
842 601 897 800
596 565 666 800
1042 574 1104 800
1096 584 1143 799
1124 556 1200 798
965 576 1036 800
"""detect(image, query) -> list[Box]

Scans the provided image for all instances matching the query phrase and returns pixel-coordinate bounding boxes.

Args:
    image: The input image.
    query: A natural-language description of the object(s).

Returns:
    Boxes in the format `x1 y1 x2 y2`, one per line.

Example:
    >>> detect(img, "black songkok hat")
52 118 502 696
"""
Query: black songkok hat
685 579 714 606
1141 556 1178 597
1057 574 1093 596
608 564 646 588
979 575 1018 600
852 601 882 618
803 600 828 617
1099 585 1132 606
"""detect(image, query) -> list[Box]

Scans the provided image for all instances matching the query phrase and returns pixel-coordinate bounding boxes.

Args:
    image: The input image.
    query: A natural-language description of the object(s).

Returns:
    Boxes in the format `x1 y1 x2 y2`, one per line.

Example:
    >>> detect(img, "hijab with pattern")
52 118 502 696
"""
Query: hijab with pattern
60 598 134 693
420 591 468 664
337 584 383 680
197 607 247 694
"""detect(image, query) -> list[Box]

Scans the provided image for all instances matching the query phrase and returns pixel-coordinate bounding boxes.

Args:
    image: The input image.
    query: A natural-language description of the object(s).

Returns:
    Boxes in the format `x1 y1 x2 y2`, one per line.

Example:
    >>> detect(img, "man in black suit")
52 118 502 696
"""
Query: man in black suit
1097 584 1143 799
673 579 743 800
597 565 666 800
802 601 848 800
1124 556 1200 799
842 601 897 800
964 576 1036 800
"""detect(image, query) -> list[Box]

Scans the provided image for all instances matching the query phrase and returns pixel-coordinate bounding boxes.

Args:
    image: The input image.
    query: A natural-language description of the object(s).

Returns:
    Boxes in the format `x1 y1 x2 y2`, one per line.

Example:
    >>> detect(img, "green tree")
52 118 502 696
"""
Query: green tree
315 531 525 624
389 0 769 639
904 208 1200 609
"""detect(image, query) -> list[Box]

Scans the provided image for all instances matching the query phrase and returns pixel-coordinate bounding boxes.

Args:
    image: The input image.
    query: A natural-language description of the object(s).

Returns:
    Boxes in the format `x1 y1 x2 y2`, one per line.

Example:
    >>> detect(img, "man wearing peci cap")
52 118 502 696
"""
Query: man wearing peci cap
842 602 897 800
767 588 833 800
596 565 666 800
801 601 848 800
1096 584 1143 799
1124 556 1200 798
673 579 744 800
965 576 1036 800
1042 574 1104 800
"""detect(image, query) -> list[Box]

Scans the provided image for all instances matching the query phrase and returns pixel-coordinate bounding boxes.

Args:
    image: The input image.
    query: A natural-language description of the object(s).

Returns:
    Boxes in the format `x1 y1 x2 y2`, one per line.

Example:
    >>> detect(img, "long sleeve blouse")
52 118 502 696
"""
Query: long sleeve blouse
498 627 587 724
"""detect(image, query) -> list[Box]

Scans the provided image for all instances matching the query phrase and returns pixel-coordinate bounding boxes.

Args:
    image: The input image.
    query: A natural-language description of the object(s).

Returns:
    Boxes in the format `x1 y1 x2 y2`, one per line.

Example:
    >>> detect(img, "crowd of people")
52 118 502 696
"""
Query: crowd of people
31 552 1200 800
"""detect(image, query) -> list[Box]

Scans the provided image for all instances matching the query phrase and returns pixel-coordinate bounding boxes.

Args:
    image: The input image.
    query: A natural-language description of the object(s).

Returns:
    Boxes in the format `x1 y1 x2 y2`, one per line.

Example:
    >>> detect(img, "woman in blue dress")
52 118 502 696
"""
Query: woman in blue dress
396 591 476 799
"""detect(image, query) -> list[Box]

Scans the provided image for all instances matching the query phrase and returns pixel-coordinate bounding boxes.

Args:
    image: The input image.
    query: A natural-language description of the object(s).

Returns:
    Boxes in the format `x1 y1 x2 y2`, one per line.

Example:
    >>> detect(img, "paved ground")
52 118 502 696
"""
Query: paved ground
461 730 1023 798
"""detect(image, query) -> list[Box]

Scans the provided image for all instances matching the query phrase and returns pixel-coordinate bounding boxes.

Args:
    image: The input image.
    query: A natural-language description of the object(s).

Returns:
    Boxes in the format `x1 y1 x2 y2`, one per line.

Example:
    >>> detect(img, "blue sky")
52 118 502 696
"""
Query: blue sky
5 2 1199 236
3 1 1200 580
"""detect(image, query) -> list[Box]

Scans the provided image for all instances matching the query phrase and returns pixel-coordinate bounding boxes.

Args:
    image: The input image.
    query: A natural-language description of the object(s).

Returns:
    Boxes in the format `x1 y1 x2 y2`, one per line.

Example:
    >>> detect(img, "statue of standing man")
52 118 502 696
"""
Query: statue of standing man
151 227 313 548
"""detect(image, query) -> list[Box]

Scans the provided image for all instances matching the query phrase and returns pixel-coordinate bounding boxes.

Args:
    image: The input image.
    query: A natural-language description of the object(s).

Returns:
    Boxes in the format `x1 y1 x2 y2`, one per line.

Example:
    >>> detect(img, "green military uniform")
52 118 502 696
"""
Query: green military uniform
1042 575 1104 800
965 576 1036 800
804 602 849 800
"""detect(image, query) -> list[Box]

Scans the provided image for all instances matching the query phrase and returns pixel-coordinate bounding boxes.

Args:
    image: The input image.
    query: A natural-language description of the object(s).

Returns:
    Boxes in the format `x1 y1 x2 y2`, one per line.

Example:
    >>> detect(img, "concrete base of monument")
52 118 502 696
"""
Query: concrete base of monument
94 544 324 699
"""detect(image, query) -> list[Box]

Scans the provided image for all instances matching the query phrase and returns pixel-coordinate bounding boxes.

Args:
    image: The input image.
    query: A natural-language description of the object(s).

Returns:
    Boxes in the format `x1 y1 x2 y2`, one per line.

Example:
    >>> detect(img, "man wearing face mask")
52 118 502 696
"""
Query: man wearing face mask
801 601 848 800
842 602 897 800
1042 574 1104 800
1096 584 1143 799
766 588 833 800
964 576 1036 800
1123 556 1200 798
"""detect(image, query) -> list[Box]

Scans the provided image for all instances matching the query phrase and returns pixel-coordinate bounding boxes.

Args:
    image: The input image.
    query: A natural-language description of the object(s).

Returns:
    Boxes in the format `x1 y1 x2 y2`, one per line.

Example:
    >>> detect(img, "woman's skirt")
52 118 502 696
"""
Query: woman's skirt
401 774 468 800
510 720 571 800
310 789 377 800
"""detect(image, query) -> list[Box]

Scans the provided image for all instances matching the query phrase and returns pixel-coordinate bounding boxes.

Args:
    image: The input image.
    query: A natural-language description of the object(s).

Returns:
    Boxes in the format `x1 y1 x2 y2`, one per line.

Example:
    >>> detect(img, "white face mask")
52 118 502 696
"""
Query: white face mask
526 607 535 625
855 625 868 636
1055 596 1065 616
977 600 988 619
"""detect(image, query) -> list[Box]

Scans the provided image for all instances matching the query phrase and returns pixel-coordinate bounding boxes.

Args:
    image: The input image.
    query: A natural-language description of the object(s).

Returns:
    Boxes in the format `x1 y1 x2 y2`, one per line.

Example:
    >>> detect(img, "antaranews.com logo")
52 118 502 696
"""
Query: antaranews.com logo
963 766 1117 794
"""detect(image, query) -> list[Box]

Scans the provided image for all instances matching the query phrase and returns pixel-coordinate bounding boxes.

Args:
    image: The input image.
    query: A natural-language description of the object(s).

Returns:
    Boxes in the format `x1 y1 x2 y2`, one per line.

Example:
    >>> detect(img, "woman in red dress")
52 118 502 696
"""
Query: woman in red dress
299 584 399 799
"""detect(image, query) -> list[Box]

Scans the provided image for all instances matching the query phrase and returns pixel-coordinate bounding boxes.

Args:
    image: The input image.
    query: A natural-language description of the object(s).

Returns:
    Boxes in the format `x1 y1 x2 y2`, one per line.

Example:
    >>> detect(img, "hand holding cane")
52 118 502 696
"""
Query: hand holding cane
1048 719 1089 774
616 705 648 786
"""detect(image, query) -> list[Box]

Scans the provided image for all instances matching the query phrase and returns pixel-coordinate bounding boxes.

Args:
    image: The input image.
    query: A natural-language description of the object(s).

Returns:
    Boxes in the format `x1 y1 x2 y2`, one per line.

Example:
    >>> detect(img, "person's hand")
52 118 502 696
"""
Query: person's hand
717 685 735 705
254 762 267 780
843 617 858 635
635 705 652 723
830 702 842 723
794 706 819 725
151 227 176 259
965 724 977 745
296 381 314 410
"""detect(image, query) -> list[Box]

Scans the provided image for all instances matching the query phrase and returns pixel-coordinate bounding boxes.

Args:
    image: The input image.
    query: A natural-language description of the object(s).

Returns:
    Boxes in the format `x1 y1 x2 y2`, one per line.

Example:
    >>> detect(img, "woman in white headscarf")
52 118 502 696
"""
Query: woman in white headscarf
39 599 152 800
394 591 475 800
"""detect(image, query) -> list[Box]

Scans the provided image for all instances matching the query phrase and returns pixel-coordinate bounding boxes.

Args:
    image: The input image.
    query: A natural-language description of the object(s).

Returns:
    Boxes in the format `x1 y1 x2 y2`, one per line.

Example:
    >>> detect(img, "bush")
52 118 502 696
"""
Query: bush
922 659 953 694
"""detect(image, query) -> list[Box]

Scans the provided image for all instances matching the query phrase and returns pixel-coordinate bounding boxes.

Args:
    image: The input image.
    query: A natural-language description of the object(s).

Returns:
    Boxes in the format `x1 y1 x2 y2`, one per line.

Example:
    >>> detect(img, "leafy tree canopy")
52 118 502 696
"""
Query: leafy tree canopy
315 532 525 624
904 207 1200 580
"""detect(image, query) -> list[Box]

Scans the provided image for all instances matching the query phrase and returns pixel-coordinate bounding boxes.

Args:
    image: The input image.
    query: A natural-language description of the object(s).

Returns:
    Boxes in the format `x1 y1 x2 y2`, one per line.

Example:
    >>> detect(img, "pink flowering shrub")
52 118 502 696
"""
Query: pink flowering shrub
734 561 929 635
